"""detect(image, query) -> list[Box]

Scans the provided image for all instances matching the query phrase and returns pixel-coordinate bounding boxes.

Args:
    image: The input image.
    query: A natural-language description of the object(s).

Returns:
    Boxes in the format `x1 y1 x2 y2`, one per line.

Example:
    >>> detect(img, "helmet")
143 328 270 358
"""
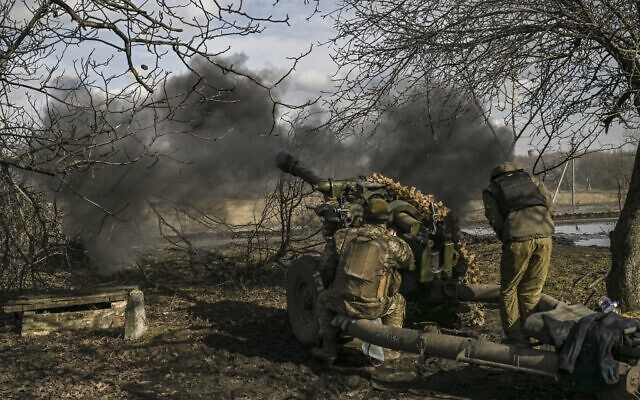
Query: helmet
365 198 391 223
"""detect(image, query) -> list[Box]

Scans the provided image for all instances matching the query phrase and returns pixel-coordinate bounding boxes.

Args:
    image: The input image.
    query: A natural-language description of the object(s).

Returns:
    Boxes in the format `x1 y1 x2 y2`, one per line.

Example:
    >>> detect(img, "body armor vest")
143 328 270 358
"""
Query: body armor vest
493 170 548 217
333 232 391 303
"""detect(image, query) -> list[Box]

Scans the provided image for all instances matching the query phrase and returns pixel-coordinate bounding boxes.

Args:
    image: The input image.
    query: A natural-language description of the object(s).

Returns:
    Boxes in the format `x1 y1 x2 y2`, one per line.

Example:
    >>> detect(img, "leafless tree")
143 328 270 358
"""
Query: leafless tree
2 0 311 175
323 1 640 308
253 177 325 266
0 166 74 290
0 0 312 288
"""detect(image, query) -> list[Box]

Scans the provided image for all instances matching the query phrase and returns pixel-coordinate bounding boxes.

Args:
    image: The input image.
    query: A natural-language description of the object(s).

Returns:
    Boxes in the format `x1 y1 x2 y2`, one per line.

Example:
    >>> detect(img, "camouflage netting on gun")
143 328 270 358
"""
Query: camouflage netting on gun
369 173 485 325
369 173 450 222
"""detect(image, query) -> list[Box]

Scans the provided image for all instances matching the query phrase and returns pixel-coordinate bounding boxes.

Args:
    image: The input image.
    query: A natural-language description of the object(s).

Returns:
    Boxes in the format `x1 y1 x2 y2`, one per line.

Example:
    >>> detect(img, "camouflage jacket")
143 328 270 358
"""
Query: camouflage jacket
326 224 413 317
334 224 413 271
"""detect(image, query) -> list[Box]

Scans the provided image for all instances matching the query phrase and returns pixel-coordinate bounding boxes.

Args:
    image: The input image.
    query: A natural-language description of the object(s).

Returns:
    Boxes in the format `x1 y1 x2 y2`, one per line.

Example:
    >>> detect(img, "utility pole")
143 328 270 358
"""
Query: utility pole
553 162 569 204
572 158 576 213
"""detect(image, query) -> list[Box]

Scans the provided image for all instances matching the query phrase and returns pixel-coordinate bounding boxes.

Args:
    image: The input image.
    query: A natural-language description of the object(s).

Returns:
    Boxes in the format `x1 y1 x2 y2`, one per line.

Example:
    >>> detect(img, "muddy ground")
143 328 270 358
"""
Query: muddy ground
0 240 616 399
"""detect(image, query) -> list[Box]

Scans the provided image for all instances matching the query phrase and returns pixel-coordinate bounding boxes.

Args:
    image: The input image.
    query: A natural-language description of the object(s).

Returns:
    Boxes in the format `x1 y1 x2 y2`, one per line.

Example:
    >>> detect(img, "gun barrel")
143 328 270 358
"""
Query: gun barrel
276 151 323 186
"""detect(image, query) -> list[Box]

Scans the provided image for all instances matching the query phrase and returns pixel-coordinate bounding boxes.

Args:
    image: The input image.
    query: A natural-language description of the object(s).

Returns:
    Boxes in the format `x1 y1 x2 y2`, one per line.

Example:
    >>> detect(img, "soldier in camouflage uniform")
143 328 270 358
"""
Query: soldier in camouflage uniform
312 198 414 364
483 162 554 346
316 203 365 287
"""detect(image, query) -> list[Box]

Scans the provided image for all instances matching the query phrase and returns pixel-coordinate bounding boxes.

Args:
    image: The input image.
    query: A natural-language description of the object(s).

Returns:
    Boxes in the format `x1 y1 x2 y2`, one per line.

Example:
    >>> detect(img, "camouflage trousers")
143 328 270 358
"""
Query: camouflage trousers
499 237 552 342
316 288 406 343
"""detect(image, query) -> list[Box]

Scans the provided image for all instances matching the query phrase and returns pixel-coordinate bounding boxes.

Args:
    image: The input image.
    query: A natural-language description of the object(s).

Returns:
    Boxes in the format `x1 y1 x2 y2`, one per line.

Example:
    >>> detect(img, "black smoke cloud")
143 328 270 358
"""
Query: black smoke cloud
282 88 514 215
44 55 288 267
43 56 512 268
280 108 371 179
367 89 514 213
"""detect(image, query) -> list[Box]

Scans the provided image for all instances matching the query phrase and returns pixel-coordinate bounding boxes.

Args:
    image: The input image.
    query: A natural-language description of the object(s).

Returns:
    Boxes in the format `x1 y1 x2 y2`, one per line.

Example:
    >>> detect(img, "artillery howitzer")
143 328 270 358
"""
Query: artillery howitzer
276 151 640 399
276 150 461 286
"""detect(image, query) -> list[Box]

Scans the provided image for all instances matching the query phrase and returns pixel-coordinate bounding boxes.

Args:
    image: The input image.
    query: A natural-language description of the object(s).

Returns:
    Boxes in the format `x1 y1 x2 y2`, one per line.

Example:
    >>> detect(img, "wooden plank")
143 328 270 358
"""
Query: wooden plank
8 292 127 305
9 285 138 301
9 291 130 305
4 293 128 312
21 300 127 336
2 286 138 313
4 295 125 313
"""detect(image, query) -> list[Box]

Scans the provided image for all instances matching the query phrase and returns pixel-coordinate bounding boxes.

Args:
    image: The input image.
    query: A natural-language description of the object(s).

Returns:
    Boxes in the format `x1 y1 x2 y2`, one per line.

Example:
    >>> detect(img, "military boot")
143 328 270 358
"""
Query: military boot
311 337 338 366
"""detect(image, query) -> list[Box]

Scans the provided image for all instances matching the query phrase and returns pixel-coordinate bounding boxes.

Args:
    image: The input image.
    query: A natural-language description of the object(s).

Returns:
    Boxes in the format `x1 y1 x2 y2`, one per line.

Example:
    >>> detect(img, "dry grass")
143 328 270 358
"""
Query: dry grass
553 190 624 206
217 198 266 225
464 190 622 222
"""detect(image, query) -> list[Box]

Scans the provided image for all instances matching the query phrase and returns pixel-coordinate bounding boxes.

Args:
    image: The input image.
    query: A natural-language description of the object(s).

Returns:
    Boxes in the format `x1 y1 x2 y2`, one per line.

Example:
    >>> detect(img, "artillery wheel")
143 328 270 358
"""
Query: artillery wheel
286 255 322 345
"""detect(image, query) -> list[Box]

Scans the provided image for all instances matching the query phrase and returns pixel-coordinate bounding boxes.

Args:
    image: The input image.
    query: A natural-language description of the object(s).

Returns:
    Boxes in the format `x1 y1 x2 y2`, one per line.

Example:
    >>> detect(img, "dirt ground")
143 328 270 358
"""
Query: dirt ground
0 239 616 400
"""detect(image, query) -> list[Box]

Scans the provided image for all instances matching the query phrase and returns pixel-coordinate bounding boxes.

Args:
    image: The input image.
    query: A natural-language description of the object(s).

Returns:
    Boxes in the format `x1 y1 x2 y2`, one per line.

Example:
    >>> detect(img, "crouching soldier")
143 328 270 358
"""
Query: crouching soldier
312 198 414 365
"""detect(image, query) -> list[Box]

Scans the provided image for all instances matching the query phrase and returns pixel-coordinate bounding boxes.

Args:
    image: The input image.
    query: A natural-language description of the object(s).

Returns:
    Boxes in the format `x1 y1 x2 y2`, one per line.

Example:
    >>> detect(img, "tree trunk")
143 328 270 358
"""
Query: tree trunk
608 144 640 310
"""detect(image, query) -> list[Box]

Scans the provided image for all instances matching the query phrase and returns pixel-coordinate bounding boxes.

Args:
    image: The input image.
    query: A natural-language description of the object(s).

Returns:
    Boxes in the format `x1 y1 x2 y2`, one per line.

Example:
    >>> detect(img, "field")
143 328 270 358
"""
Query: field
465 189 622 222
0 240 614 400
0 192 623 399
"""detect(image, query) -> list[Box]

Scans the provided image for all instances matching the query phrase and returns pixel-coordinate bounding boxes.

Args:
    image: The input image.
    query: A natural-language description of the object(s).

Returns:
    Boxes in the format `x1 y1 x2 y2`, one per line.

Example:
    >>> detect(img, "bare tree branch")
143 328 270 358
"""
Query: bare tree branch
323 0 640 308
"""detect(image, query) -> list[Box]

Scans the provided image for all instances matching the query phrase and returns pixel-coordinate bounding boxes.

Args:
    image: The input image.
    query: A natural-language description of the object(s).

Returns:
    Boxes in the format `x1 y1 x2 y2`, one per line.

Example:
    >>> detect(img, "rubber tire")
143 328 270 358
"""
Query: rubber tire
286 255 322 345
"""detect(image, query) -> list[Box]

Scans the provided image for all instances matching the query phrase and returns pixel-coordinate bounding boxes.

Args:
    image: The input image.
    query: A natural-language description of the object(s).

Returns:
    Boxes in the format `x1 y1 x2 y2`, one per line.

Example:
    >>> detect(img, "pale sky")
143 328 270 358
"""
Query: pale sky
219 2 338 104
215 2 632 156
12 0 632 156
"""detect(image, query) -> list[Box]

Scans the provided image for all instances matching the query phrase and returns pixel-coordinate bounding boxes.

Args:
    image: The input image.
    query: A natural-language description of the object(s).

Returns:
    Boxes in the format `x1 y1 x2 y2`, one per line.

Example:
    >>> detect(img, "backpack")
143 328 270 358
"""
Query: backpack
333 231 391 303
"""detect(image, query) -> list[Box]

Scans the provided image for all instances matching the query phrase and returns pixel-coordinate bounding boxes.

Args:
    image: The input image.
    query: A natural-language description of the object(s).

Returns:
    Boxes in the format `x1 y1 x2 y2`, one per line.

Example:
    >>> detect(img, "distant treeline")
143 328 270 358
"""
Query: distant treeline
515 150 634 192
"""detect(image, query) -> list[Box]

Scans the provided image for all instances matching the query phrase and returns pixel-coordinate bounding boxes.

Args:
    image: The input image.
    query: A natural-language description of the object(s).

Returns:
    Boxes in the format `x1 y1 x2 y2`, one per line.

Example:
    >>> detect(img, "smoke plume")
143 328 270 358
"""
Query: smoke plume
43 55 288 267
367 89 514 213
42 57 512 269
284 88 514 214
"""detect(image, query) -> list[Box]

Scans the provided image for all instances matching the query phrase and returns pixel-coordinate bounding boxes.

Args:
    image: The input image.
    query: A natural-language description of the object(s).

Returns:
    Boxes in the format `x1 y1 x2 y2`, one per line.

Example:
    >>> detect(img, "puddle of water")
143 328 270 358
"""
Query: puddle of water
574 238 611 247
556 221 614 248
462 220 615 248
554 221 615 235
462 227 493 236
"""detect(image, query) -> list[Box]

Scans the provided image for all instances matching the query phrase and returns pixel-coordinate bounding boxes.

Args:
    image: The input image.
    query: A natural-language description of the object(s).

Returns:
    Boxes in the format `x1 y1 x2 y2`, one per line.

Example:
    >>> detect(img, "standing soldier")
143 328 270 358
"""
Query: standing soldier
312 198 414 365
483 162 555 346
